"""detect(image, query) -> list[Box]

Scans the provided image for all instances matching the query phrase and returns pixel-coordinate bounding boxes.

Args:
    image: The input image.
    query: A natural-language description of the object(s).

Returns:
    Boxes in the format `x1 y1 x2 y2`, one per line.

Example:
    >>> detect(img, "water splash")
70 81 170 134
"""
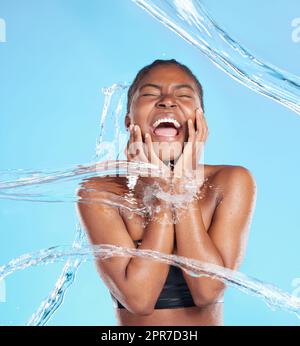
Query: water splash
0 82 298 325
0 157 299 323
2 1 300 320
23 82 201 325
0 160 217 221
1 244 300 320
132 0 300 115
26 84 130 326
0 161 161 203
26 225 86 326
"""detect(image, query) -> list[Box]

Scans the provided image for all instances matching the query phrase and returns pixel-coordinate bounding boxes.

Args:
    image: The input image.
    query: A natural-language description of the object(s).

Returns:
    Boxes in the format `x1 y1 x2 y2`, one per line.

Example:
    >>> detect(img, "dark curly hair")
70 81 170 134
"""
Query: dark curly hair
126 59 204 114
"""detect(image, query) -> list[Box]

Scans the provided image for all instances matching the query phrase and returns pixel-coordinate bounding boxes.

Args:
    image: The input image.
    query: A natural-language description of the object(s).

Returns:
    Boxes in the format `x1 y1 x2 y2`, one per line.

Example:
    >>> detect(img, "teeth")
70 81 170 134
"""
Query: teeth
152 117 181 129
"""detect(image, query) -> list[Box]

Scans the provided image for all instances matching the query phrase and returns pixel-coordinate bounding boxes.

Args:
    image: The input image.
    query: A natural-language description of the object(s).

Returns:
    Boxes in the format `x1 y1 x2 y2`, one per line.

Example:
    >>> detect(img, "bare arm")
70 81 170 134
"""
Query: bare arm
174 166 257 307
76 178 174 315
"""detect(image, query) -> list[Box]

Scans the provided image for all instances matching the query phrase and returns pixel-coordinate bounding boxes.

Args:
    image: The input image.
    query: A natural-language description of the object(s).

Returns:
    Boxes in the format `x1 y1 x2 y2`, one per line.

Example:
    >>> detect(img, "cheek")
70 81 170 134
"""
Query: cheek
131 103 153 126
181 101 197 114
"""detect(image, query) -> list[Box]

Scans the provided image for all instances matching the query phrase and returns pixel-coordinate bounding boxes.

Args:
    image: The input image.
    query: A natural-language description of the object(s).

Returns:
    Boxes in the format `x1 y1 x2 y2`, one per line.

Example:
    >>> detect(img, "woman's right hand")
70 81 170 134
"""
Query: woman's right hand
125 124 172 190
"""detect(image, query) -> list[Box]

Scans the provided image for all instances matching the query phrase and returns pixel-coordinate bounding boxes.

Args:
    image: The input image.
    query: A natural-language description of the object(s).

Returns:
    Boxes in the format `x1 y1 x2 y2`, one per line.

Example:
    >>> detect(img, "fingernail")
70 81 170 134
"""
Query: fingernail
134 125 138 131
145 133 149 138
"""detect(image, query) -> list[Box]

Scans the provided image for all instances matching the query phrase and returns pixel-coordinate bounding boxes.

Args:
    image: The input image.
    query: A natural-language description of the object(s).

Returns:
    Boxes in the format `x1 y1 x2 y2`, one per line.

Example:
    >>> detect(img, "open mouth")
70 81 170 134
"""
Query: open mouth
153 122 179 137
151 117 182 138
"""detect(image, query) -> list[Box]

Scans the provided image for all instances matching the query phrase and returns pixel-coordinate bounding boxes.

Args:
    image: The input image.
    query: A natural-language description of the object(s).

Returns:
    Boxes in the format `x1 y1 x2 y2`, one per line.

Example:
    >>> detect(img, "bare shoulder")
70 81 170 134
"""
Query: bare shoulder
207 164 255 180
77 175 129 198
205 164 257 200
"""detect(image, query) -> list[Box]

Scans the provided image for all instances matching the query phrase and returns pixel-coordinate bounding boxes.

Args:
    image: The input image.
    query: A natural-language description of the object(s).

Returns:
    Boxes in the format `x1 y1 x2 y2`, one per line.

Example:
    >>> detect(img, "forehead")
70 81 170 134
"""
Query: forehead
138 64 197 88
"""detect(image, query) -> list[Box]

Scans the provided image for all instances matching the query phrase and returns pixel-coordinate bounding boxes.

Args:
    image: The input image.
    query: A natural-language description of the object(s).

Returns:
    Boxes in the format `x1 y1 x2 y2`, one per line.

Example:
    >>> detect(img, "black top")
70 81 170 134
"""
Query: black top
110 265 198 309
110 239 198 309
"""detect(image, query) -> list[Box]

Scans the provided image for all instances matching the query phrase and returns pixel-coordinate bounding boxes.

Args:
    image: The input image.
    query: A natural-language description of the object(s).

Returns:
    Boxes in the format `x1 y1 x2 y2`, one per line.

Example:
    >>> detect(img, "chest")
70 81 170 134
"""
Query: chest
119 187 219 251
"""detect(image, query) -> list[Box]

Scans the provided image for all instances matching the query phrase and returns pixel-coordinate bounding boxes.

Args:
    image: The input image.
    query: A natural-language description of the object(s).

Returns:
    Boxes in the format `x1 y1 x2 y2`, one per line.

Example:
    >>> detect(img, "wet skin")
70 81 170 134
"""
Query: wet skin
114 164 225 326
76 65 257 326
124 63 204 163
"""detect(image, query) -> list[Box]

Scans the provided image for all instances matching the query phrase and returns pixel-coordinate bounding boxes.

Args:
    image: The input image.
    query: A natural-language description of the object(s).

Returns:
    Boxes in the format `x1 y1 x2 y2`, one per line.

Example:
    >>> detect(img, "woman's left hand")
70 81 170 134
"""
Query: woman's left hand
173 107 208 189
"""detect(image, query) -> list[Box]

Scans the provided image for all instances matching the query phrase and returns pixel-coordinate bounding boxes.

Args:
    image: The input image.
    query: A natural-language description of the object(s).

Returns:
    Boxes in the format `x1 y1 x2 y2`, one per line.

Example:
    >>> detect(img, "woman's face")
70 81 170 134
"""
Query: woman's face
125 64 204 161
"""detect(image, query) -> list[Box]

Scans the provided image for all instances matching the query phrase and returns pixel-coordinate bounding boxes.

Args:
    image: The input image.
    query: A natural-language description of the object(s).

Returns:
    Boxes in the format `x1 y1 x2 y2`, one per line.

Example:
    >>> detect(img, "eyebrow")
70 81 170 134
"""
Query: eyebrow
139 83 195 92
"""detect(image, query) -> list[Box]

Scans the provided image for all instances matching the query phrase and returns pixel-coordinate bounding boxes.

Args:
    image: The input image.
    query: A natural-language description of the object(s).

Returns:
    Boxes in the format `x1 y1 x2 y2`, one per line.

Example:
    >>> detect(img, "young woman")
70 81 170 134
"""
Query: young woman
76 59 257 326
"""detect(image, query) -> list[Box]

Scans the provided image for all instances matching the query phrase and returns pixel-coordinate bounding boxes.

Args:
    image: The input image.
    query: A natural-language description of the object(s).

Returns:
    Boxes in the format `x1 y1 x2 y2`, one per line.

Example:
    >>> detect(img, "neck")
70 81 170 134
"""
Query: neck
163 159 176 171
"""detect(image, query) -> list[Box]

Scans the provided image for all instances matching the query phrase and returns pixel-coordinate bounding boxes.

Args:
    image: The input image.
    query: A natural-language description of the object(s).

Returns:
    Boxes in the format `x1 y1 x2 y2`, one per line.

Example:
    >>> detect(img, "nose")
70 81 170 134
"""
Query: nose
156 94 177 109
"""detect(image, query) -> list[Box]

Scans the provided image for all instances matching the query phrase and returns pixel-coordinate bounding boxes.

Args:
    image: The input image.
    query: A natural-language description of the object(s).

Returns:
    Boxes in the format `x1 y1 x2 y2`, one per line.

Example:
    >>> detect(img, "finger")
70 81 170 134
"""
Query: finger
195 111 206 156
144 132 158 162
134 124 148 162
201 114 209 142
196 108 203 141
195 112 206 165
190 110 203 170
145 133 160 176
126 124 135 159
125 138 131 160
128 123 140 159
145 133 170 177
129 123 134 144
187 118 196 143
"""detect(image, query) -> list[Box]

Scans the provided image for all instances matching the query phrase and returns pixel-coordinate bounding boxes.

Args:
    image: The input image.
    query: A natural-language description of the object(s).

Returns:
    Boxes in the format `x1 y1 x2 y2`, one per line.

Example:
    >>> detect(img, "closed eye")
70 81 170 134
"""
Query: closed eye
142 93 192 98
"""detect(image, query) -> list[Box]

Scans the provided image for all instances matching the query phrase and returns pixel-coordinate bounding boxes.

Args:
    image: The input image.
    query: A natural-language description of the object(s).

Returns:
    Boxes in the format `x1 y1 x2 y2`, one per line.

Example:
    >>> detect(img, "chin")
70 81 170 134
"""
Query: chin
152 141 182 162
159 150 182 162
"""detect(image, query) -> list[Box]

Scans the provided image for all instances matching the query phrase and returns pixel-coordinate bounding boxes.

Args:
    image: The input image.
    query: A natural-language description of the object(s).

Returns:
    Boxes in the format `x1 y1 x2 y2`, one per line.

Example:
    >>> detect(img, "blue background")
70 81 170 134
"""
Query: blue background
0 0 300 325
